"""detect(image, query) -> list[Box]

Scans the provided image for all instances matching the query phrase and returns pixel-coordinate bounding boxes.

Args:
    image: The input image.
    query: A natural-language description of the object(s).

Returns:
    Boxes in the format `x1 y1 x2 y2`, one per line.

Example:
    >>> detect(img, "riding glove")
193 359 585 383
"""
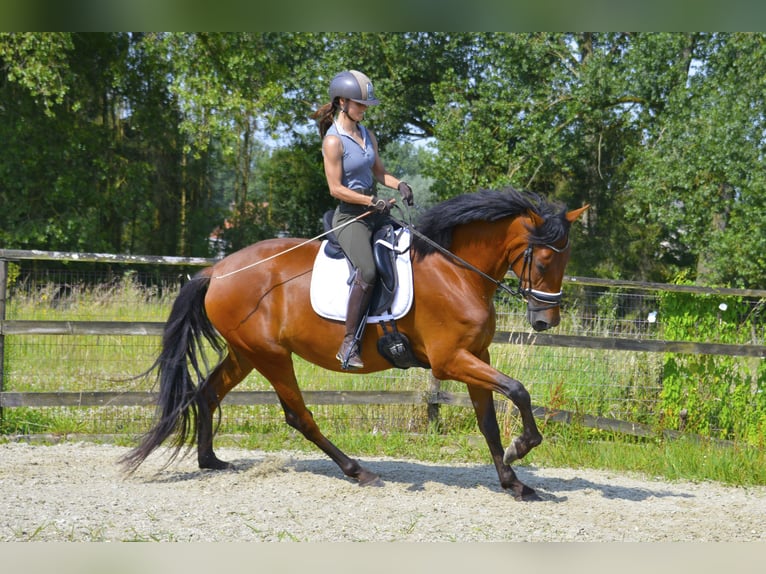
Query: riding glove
398 182 414 206
370 195 391 215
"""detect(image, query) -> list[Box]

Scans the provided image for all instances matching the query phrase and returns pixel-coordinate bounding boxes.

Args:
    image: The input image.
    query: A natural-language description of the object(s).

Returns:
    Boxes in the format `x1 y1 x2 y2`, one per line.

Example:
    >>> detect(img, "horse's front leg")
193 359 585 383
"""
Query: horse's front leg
252 350 382 486
466 385 540 501
276 396 382 486
497 375 543 467
434 349 543 499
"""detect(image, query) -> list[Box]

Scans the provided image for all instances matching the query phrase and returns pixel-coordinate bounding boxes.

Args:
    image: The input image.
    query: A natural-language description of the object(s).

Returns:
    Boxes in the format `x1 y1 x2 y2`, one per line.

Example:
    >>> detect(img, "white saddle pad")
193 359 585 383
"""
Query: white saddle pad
310 229 414 323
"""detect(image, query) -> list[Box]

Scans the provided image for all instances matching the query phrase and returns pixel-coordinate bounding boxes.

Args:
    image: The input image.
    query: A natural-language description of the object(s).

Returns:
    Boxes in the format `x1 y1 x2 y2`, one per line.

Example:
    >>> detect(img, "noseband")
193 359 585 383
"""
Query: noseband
510 240 570 310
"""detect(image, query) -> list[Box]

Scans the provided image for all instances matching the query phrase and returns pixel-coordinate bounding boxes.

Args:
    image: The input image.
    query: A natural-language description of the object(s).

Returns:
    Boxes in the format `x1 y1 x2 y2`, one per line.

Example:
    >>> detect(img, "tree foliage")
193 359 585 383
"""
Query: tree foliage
1 32 764 288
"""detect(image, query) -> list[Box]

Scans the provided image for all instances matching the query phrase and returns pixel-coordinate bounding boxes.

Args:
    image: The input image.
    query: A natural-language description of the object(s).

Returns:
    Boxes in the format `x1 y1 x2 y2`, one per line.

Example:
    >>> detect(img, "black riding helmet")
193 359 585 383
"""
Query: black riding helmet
329 70 381 107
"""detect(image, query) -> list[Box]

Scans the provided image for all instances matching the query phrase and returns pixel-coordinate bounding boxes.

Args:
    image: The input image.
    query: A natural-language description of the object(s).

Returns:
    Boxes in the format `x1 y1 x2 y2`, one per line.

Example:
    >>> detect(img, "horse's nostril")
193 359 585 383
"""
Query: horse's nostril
532 320 549 332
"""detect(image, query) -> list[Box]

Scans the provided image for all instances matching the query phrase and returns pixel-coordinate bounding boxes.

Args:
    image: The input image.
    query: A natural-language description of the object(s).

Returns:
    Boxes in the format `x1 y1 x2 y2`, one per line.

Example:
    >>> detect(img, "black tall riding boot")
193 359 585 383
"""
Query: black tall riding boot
337 277 375 369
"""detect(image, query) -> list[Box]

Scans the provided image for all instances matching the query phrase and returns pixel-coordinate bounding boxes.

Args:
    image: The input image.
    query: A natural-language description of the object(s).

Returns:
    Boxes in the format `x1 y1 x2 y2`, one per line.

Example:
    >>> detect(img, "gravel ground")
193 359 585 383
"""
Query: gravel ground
1 441 764 542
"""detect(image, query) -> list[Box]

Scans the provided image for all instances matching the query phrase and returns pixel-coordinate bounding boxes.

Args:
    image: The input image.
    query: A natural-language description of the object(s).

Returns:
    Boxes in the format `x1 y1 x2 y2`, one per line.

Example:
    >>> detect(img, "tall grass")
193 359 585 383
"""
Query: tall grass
2 272 764 486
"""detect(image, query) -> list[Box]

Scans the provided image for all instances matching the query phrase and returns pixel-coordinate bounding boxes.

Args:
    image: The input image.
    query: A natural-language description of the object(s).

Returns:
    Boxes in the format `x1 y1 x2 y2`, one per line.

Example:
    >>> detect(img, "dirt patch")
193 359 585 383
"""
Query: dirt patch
1 441 764 542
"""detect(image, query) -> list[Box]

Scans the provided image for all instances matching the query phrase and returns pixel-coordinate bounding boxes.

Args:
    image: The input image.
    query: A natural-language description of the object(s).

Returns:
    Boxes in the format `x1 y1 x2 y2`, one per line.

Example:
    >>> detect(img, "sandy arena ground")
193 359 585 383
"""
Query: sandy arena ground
1 441 764 543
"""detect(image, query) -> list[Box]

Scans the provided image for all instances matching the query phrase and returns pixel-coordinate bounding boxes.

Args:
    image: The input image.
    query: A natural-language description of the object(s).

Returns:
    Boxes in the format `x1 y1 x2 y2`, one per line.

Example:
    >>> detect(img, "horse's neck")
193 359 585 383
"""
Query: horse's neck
450 219 522 282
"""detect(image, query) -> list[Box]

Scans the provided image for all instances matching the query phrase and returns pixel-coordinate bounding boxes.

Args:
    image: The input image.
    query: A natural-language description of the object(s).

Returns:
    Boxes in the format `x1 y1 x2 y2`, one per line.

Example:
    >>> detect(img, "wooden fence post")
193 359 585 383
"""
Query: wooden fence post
0 258 7 421
427 373 441 431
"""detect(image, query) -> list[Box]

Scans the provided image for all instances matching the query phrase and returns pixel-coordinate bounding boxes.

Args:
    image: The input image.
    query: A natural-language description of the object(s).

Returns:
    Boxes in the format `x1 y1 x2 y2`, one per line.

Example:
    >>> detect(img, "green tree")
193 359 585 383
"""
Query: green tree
422 33 765 287
425 33 620 274
626 33 766 288
3 32 764 288
0 32 128 252
142 33 327 251
1 32 222 256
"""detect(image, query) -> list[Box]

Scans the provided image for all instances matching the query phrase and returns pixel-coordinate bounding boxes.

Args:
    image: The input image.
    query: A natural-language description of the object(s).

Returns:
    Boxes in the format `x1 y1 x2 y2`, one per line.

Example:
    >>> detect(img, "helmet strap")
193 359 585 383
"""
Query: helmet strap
339 99 357 123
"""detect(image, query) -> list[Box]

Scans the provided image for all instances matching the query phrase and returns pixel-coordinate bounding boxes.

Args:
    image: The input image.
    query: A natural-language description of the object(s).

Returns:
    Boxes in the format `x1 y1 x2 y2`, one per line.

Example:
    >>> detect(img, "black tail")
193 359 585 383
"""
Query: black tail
119 272 224 473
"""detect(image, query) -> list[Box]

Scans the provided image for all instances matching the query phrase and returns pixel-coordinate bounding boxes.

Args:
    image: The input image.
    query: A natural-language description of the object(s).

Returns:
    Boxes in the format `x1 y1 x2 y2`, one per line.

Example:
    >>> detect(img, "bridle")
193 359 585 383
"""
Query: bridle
389 212 569 309
509 240 570 311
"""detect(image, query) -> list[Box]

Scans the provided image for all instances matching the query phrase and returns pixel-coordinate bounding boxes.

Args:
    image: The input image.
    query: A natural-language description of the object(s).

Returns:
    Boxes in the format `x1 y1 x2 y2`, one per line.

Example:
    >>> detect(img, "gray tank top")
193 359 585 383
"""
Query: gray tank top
325 122 376 194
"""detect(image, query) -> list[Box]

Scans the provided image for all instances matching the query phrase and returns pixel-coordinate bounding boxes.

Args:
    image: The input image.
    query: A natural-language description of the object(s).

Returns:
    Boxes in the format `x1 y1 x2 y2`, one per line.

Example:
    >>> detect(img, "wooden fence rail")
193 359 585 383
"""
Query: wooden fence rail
2 321 765 358
0 389 707 443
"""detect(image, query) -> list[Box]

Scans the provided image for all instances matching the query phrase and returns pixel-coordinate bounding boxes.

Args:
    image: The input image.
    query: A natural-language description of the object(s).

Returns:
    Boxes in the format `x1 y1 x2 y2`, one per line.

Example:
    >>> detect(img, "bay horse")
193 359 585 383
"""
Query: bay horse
120 187 587 501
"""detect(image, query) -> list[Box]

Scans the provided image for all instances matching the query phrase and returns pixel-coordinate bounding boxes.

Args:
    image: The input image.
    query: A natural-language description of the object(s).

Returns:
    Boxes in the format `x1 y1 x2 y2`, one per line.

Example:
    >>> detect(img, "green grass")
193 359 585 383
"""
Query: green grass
529 424 766 486
197 421 766 487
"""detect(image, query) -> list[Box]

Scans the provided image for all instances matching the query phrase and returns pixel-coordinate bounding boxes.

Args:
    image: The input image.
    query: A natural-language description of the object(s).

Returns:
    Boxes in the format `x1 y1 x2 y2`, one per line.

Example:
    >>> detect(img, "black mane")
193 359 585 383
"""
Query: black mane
411 187 570 259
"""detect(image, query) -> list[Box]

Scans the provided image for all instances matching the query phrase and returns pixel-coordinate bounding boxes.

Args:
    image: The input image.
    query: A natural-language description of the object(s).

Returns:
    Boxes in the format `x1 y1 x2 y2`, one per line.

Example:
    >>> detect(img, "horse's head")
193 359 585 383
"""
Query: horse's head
511 205 589 332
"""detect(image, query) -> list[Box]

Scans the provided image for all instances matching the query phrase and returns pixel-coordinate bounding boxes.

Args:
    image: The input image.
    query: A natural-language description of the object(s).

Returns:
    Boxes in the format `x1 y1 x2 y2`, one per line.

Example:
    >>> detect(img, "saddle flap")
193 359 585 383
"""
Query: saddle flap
373 224 399 294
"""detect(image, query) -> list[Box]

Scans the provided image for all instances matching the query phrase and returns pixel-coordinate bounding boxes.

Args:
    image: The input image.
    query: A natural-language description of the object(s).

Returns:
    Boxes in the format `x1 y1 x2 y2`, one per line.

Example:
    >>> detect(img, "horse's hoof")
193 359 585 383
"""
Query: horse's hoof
199 456 234 471
357 470 384 487
513 484 542 502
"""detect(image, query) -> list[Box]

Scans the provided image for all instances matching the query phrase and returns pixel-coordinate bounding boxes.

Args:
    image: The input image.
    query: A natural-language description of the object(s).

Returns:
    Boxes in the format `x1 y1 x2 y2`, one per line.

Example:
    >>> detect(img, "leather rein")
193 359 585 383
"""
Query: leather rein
389 212 568 309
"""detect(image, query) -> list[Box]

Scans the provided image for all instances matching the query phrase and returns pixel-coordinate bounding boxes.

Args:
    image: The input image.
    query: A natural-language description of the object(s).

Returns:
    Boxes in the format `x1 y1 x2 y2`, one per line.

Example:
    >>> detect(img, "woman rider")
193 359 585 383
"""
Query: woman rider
313 70 414 369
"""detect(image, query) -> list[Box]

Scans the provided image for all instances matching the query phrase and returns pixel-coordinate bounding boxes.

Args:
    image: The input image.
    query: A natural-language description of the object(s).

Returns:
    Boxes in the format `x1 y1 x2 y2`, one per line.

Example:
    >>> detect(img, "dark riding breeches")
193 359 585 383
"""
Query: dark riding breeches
332 208 387 285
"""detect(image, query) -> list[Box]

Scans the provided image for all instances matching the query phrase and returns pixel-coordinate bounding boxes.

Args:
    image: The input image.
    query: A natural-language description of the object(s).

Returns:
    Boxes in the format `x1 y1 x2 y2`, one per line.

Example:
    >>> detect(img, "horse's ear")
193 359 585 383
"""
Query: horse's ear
565 204 589 223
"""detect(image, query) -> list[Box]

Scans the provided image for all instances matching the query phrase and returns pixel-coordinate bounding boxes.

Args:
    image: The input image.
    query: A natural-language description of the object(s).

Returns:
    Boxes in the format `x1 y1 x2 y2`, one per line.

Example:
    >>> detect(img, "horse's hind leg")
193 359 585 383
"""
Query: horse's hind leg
466 385 540 501
254 351 382 486
197 347 254 469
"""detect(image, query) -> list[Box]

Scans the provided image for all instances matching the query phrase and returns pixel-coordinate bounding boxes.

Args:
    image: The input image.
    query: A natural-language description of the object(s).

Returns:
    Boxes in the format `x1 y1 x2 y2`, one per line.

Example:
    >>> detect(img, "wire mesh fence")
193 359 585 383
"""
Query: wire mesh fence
1 255 764 442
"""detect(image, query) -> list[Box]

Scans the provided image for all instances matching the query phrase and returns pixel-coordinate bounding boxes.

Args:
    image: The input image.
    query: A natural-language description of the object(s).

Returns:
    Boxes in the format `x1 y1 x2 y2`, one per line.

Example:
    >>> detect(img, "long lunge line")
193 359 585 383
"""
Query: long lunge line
212 210 373 280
